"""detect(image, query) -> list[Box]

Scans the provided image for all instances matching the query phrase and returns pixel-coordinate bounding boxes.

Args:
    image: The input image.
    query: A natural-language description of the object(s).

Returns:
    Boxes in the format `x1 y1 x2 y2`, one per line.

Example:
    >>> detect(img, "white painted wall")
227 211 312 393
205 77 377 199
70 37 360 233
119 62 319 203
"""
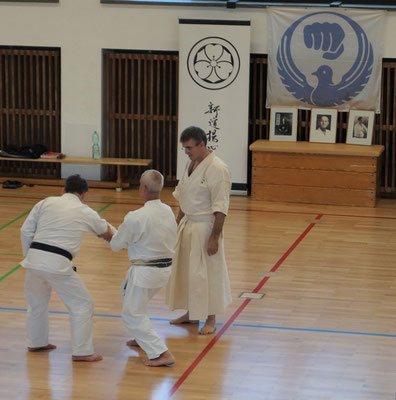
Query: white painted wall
0 0 393 178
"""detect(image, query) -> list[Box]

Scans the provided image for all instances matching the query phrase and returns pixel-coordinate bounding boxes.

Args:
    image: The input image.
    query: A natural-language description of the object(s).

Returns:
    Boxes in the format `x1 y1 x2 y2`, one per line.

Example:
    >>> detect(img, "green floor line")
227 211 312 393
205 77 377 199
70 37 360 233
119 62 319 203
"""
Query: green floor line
88 198 116 203
0 264 21 282
0 193 44 199
98 203 113 213
0 209 31 231
0 209 30 282
0 193 118 203
0 201 114 283
0 253 23 256
0 201 36 205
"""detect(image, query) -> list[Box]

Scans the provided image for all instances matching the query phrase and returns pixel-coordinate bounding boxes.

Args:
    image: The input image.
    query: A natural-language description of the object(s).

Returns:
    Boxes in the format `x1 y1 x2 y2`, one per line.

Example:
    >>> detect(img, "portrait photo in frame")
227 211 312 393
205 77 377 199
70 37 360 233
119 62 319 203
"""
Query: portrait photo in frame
346 110 375 146
309 108 338 144
269 107 297 142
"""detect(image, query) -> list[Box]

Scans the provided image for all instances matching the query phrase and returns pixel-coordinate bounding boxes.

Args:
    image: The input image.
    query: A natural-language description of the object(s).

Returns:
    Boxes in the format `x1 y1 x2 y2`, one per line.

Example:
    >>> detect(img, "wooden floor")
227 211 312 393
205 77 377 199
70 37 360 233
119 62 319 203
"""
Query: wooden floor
1 184 396 400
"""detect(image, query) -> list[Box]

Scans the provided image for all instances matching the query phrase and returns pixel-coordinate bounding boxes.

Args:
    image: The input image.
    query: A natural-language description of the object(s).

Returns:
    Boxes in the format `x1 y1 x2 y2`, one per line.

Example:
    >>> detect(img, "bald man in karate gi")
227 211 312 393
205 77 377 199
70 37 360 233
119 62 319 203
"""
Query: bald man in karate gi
21 174 111 362
105 170 177 366
166 126 232 335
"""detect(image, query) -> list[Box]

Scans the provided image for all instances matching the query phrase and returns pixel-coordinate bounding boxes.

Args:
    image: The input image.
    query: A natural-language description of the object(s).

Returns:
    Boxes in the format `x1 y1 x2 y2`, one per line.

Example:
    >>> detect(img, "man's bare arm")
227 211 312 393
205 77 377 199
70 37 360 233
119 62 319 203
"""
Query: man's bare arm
207 212 226 256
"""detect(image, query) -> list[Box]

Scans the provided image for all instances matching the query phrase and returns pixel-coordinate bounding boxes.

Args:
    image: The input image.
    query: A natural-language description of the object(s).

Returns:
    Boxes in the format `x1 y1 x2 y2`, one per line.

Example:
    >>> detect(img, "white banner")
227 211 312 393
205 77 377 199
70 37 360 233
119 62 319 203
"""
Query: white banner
267 8 385 112
178 19 251 187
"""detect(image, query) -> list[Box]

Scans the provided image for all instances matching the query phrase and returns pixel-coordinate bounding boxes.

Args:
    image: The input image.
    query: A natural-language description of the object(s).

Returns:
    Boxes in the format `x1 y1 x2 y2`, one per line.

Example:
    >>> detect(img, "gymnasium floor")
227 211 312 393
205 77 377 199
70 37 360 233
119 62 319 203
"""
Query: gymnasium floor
1 184 396 400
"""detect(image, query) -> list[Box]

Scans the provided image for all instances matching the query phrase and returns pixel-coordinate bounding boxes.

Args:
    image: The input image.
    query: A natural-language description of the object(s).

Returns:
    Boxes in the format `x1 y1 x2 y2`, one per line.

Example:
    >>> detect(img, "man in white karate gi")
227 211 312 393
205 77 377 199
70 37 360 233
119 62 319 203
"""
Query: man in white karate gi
353 117 368 138
106 170 177 367
21 174 111 362
166 126 232 335
313 115 331 137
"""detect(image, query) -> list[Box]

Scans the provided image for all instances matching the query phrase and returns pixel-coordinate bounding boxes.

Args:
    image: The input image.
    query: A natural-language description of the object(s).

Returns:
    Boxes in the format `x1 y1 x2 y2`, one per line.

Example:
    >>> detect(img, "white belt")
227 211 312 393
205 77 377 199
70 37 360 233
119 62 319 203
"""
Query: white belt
184 214 213 222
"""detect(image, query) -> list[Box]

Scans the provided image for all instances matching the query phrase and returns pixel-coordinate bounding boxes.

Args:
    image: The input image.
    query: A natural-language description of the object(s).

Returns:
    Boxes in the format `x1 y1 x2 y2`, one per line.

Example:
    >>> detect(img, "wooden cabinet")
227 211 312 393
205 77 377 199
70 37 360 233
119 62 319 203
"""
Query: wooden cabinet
249 140 384 207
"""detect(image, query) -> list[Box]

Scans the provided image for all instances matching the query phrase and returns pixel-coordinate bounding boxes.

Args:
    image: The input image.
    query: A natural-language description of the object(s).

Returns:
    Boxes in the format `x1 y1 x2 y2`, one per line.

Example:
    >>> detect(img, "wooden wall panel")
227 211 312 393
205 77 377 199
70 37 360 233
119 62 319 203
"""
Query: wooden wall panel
0 48 61 179
250 141 383 207
104 51 178 184
252 153 377 173
252 167 376 190
252 184 376 207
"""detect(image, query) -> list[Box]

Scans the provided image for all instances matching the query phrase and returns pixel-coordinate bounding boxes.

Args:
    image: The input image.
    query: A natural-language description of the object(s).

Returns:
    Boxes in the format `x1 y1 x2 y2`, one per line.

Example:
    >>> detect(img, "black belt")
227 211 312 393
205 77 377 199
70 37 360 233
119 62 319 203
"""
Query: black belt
30 241 73 261
133 258 172 268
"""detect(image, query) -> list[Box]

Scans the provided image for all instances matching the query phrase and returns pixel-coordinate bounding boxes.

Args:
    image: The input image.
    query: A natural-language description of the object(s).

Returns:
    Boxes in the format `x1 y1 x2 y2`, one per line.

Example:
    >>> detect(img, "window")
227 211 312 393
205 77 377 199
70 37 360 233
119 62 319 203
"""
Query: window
0 46 61 179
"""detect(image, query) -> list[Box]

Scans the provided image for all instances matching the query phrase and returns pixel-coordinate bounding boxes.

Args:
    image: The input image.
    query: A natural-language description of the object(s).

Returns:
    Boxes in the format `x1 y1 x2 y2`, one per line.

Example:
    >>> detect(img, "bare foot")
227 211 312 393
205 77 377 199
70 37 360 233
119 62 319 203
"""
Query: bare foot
72 354 103 362
143 350 175 367
126 339 140 347
199 315 216 335
28 344 57 352
170 312 199 325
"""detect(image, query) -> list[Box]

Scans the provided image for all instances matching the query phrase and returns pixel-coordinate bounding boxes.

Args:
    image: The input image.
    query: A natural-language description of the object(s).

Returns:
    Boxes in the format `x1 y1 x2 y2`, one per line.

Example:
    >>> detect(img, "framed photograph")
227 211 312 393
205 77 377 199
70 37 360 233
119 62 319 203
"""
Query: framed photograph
346 110 375 146
269 107 297 142
309 108 337 144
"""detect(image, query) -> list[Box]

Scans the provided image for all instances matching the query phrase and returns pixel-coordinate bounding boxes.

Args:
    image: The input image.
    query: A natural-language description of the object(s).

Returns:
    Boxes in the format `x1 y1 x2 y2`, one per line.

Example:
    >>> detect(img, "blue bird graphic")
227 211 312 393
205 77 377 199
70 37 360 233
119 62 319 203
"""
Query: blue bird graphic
311 65 339 106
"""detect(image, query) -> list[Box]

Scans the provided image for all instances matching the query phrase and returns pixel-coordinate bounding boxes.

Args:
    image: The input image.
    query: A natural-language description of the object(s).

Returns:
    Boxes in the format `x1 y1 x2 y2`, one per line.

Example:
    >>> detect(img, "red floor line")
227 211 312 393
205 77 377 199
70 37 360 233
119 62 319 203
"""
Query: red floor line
168 298 251 398
167 213 324 398
230 207 396 220
311 212 396 220
0 194 115 204
101 206 396 220
230 207 321 216
254 214 323 292
1 194 396 220
0 195 46 201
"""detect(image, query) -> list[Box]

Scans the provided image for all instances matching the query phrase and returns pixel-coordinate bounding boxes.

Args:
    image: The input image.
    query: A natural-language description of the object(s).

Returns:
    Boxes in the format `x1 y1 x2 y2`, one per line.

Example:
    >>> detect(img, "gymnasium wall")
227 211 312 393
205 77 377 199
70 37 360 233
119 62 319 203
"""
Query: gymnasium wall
0 0 393 178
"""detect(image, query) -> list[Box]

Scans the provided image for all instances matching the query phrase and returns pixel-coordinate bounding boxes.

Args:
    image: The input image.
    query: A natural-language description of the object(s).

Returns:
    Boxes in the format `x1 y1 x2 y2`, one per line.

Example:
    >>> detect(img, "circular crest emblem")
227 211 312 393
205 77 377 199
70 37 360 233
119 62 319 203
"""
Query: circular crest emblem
187 36 240 90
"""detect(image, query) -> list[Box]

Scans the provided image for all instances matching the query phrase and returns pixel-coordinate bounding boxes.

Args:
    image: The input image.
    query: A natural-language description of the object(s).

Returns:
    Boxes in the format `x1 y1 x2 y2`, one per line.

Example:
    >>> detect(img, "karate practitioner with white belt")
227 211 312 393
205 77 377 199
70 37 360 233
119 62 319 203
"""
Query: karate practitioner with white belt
20 174 111 362
105 170 177 367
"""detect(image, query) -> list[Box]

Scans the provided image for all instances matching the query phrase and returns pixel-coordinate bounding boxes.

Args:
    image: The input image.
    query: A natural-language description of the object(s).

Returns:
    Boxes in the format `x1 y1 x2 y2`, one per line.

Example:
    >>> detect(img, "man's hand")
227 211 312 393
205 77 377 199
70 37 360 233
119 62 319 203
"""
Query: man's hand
98 223 114 242
207 234 219 256
176 209 185 225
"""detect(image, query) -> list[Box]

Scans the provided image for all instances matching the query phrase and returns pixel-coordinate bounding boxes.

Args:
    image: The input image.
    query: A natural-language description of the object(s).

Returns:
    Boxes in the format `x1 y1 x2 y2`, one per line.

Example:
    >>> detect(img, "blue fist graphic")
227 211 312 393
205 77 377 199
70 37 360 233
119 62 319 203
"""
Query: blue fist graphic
303 22 345 60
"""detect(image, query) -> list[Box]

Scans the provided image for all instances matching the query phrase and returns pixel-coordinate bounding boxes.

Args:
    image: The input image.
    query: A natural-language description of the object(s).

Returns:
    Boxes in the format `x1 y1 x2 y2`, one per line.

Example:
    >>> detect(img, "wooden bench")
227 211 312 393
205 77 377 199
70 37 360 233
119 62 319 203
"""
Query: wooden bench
249 140 384 207
0 156 152 190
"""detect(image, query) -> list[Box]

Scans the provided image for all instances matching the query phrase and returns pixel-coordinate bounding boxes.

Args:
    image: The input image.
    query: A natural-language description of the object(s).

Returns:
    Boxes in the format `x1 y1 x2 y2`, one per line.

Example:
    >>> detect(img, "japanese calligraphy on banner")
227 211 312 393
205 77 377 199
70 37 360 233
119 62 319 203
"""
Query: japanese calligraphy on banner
266 7 385 112
177 19 251 188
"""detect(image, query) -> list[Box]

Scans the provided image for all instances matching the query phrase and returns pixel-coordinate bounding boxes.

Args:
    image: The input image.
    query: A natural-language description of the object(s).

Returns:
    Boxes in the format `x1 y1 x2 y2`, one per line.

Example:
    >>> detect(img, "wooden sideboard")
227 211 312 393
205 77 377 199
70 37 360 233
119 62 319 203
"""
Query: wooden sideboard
249 140 384 207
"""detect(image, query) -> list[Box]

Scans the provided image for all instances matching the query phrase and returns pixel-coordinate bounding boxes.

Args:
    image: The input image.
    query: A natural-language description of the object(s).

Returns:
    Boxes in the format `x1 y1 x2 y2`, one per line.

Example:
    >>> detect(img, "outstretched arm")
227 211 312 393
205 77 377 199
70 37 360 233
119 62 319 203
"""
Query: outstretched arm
98 223 114 242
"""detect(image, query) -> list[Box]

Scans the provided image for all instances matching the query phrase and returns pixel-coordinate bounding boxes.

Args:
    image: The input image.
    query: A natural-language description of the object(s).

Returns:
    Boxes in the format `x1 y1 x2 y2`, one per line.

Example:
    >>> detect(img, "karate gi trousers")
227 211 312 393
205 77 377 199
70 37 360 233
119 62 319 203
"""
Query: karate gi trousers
24 268 95 356
121 266 168 360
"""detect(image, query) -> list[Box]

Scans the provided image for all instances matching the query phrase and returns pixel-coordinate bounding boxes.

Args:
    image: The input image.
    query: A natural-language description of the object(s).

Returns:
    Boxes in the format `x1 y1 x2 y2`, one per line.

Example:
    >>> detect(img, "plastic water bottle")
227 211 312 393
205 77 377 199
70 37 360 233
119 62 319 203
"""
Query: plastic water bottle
92 130 100 160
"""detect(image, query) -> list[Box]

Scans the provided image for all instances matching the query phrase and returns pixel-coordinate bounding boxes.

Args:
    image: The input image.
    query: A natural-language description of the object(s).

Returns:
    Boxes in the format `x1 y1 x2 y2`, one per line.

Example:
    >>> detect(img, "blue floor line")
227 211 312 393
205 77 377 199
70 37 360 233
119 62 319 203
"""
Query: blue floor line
1 306 395 338
231 323 396 337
